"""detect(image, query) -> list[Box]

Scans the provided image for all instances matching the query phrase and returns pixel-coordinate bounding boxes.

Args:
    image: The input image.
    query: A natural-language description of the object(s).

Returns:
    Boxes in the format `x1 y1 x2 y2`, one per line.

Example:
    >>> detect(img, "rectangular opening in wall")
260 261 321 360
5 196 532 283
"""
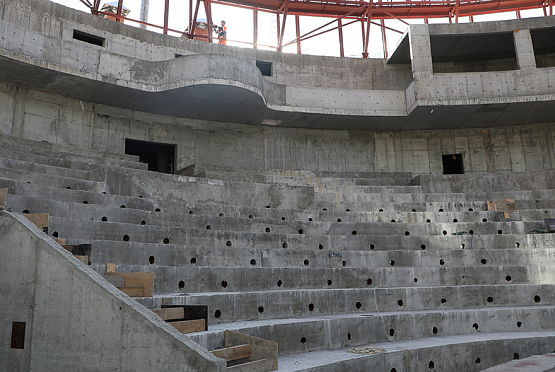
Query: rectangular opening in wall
73 30 105 47
430 32 517 73
125 139 176 174
256 61 272 76
531 27 555 68
11 322 26 349
442 154 464 174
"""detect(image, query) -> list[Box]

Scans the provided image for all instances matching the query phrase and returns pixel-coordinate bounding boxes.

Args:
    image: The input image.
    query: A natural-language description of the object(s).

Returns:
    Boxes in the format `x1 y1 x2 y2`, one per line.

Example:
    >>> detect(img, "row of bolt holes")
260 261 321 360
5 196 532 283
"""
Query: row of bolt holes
390 352 523 371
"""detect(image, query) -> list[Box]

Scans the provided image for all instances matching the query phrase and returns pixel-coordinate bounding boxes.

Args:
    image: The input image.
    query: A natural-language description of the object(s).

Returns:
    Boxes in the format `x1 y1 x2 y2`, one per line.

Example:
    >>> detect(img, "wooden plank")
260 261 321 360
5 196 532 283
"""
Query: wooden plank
211 344 251 361
170 319 205 334
226 358 274 372
0 188 7 209
121 272 153 297
152 307 184 321
74 255 89 265
24 213 49 233
225 330 278 370
487 200 497 211
106 263 116 273
56 238 67 245
119 286 144 297
104 275 125 287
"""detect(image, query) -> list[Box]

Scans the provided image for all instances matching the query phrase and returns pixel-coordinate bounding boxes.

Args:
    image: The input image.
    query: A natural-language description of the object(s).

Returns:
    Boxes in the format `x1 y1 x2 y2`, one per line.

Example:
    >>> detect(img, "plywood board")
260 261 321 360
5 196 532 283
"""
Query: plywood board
107 272 153 297
152 307 185 321
170 319 205 334
226 358 274 372
0 188 7 209
119 287 144 297
74 255 89 265
211 344 251 361
488 199 515 211
56 238 67 245
106 263 116 273
225 330 278 370
24 213 49 233
103 275 125 287
162 305 208 330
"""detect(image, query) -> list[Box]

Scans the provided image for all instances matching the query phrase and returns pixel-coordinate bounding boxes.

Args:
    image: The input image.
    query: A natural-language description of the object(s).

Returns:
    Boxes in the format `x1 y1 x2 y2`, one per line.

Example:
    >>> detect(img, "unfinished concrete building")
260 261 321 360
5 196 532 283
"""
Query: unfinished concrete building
2 0 555 370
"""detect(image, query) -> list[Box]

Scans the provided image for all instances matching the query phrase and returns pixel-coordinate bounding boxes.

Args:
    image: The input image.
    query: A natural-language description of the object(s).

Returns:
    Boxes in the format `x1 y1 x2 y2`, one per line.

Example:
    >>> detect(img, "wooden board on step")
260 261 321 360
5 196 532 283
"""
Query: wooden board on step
209 330 278 371
63 244 92 265
104 263 154 297
23 213 49 234
487 199 515 211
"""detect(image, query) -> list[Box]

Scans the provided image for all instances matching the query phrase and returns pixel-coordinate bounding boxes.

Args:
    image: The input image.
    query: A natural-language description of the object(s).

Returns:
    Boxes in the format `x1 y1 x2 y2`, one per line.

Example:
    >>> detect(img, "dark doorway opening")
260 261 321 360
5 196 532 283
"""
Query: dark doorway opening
442 154 464 174
125 139 176 174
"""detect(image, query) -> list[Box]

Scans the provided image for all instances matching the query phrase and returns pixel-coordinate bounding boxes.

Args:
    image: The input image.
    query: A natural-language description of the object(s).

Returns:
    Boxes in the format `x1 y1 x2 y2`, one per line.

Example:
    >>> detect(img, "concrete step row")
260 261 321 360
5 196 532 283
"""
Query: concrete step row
186 308 555 357
85 240 555 268
134 283 555 324
94 264 555 294
0 133 147 170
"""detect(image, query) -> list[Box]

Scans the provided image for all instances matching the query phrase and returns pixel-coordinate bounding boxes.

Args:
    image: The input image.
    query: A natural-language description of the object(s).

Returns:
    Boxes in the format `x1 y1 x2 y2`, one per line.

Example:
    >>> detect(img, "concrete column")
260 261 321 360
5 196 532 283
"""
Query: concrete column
408 24 433 79
513 29 536 70
10 86 27 138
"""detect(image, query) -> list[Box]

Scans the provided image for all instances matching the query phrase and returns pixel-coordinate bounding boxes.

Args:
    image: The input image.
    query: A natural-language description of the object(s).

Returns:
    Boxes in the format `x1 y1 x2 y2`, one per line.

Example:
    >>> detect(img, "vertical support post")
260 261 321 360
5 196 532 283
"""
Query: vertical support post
455 0 460 23
116 0 123 22
278 0 289 52
381 19 388 58
205 0 214 43
189 0 193 35
191 0 201 38
92 0 101 15
276 13 281 50
140 0 149 29
163 0 169 34
362 0 373 58
338 17 345 57
295 15 301 54
360 18 366 55
254 8 258 49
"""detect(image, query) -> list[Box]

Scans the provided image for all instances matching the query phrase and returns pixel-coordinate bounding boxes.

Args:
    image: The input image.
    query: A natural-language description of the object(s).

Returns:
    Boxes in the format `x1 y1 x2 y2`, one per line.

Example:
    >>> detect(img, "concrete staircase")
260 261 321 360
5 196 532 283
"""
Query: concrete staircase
2 134 555 371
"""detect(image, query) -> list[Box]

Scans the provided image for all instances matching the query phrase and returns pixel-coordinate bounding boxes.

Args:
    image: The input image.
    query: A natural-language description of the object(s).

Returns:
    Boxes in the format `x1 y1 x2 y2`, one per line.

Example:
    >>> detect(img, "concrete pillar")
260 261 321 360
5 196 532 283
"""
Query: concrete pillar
408 25 433 79
513 29 536 70
10 86 27 138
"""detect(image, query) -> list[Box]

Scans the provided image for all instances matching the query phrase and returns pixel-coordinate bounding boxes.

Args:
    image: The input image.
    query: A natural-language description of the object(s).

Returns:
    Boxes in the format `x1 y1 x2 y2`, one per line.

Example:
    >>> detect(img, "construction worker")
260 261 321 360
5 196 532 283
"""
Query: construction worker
214 20 226 45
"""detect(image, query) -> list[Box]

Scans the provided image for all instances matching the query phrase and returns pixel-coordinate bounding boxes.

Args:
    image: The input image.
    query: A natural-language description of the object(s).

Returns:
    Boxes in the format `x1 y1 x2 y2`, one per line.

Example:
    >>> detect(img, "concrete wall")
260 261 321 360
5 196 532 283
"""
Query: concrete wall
1 82 554 175
0 211 225 372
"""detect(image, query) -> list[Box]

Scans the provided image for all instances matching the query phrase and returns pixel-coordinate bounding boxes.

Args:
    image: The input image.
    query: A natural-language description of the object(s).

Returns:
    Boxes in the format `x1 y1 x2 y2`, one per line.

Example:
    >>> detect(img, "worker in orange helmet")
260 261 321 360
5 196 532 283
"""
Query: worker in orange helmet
214 20 227 45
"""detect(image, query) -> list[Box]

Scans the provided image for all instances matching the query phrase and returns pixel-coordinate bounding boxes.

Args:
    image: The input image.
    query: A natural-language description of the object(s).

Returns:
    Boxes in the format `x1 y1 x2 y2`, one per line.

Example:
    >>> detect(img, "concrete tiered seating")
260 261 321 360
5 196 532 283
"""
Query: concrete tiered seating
2 133 555 371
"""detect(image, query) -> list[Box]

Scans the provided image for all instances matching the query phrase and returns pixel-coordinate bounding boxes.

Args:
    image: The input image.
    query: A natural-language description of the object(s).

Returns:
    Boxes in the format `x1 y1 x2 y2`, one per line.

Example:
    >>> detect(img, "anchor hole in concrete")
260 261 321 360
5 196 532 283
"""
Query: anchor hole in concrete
226 241 232 247
206 225 211 230
391 219 396 223
319 244 323 250
283 243 288 248
347 333 352 340
475 357 481 364
367 279 373 285
546 210 549 214
281 217 286 220
439 208 444 212
453 219 458 223
215 310 221 318
426 219 431 223
482 218 488 222
178 281 184 289
123 235 130 242
506 275 512 281
442 230 447 235
304 259 309 266
342 260 347 267
219 213 224 217
441 298 446 303
516 242 520 247
469 230 474 235
322 208 327 211
250 259 256 266
258 306 264 313
102 192 107 194
439 259 444 265
337 219 342 222
370 244 375 249
405 231 410 236
155 208 161 212
308 218 313 221
469 208 474 211
300 337 307 344
432 326 438 335
189 211 194 215
141 220 146 225
66 186 71 189
389 329 395 337
473 323 479 330
481 258 487 264
379 209 383 212
221 281 227 288
421 244 426 250
138 195 143 198
277 280 282 287
487 296 493 303
397 300 403 307
163 238 169 244
149 256 154 264
298 229 304 234
248 215 253 218
102 216 108 222
190 257 197 264
517 321 522 327
352 230 357 235
460 244 465 249
513 353 519 360
120 205 126 209
356 302 362 309
22 210 29 214
390 260 395 266
308 303 314 311
412 209 416 212
346 209 350 212
414 278 418 283
391 369 397 372
534 295 541 303
266 206 270 209
428 361 434 369
265 227 270 232
498 229 502 234
83 201 88 204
